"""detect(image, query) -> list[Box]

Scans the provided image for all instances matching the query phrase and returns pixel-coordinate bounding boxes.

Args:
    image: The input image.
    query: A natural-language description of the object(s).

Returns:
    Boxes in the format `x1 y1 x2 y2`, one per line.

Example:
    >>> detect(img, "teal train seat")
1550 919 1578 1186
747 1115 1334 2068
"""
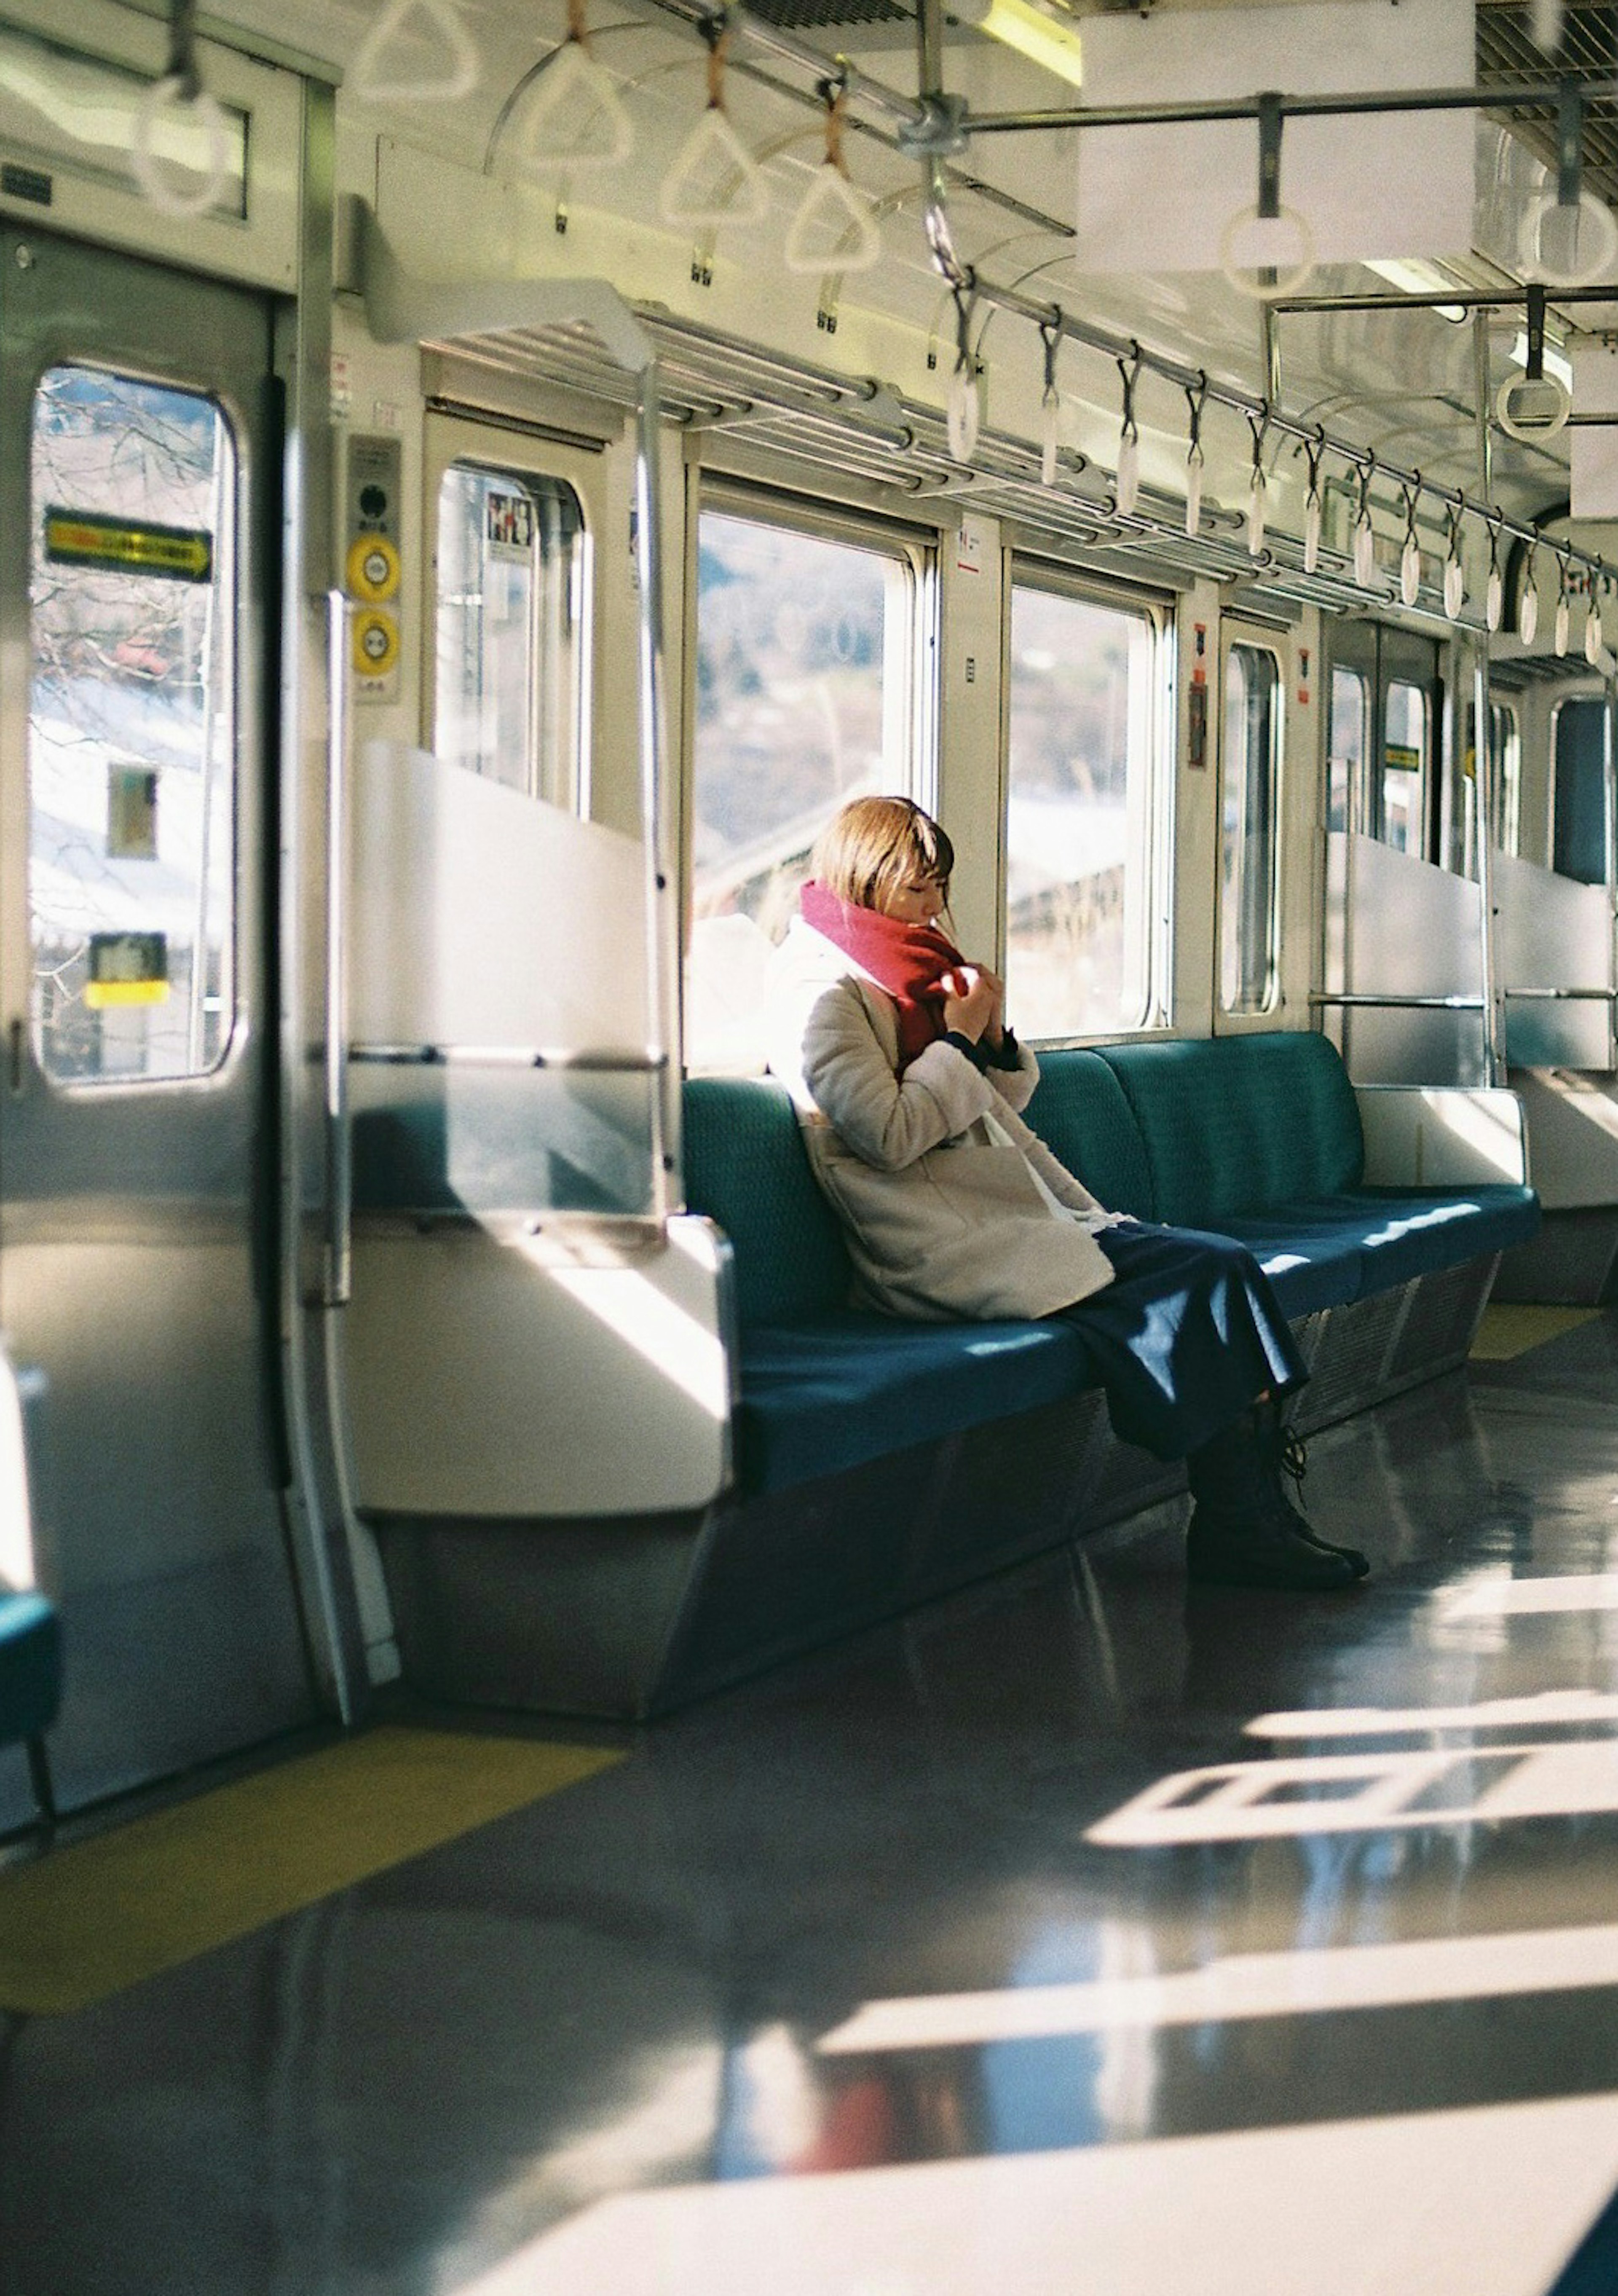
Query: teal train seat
685 1033 1539 1500
363 1031 1539 1723
0 1593 60 1754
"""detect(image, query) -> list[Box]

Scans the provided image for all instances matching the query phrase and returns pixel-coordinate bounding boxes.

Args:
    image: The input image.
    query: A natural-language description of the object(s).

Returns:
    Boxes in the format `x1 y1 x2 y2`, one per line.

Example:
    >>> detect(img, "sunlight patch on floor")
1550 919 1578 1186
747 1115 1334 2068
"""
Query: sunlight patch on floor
1470 1306 1600 1361
460 2092 1618 2296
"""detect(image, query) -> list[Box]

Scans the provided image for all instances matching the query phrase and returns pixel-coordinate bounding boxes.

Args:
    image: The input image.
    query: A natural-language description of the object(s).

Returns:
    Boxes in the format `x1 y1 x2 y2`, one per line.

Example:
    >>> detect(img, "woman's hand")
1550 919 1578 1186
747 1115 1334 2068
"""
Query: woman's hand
941 966 1001 1043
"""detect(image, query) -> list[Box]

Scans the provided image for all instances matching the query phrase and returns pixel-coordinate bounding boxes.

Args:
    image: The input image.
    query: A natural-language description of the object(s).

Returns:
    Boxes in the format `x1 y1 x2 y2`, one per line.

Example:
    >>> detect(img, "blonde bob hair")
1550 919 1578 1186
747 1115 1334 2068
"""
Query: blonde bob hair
809 796 954 916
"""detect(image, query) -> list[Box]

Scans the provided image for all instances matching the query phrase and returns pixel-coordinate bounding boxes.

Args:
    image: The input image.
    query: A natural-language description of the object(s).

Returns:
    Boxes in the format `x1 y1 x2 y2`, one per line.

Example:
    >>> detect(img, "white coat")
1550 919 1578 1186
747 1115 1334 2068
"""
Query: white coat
763 917 1120 1322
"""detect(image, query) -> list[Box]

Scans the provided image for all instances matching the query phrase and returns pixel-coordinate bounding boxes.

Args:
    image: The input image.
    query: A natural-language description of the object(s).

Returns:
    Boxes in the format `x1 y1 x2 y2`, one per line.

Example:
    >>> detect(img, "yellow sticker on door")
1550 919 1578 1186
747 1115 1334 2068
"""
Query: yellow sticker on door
44 507 213 585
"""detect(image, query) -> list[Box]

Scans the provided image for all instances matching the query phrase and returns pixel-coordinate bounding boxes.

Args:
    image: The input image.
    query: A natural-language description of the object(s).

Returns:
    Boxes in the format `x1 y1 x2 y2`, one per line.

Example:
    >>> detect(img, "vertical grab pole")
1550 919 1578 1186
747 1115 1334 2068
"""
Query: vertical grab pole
1597 670 1606 1070
325 589 354 1304
634 365 676 1227
1473 309 1503 1088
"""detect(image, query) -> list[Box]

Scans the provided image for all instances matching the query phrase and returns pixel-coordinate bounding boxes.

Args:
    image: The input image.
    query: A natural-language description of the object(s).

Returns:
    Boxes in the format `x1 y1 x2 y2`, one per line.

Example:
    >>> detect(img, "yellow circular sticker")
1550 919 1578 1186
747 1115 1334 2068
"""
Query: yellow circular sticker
346 534 401 604
352 608 399 677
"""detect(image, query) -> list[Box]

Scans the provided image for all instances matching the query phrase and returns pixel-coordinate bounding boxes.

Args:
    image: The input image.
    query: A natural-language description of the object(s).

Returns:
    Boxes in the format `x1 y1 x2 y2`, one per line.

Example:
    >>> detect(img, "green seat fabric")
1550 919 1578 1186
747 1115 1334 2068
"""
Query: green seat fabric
1099 1036 1364 1226
0 1591 59 1748
683 1077 852 1327
1023 1049 1156 1217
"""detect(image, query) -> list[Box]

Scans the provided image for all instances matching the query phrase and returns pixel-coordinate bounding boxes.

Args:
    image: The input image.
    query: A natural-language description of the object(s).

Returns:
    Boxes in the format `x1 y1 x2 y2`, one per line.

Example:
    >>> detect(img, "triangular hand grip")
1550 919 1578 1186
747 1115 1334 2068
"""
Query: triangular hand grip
659 107 764 228
351 0 480 104
783 165 881 275
512 42 633 172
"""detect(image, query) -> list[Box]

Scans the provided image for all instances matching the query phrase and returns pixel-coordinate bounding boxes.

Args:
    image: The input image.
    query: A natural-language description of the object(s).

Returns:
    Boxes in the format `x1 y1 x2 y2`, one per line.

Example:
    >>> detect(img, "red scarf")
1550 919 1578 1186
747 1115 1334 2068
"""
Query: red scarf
800 880 966 1063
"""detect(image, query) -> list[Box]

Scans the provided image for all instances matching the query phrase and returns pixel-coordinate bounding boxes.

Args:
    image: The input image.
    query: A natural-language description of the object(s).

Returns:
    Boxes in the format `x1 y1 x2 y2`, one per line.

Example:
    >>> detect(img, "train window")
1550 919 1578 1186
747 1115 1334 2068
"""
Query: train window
686 502 925 1065
1551 697 1608 885
1381 678 1429 855
1326 665 1367 835
1004 577 1165 1037
1220 640 1281 1016
29 364 236 1084
1491 704 1522 855
434 464 587 808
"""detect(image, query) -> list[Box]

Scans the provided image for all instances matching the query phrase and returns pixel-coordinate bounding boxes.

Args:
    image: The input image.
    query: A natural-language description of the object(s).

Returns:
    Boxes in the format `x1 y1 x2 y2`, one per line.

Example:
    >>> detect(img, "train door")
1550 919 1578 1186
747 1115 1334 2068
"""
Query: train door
0 229 315 1811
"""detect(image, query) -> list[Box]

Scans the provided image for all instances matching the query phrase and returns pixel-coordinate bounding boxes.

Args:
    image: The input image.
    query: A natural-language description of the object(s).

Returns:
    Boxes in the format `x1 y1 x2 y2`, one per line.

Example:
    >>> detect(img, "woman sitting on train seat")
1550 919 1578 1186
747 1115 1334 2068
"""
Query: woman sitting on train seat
763 794 1368 1593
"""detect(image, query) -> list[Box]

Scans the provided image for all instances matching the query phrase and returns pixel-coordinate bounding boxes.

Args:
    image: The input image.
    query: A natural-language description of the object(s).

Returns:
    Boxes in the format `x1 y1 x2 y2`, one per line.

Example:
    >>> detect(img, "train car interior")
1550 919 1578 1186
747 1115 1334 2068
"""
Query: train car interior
11 0 1618 2288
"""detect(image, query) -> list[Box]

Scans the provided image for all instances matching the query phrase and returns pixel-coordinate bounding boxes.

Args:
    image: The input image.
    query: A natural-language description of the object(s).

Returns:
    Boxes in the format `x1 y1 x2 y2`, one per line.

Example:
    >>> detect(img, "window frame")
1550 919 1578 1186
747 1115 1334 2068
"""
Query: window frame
1001 556 1174 1042
684 475 939 933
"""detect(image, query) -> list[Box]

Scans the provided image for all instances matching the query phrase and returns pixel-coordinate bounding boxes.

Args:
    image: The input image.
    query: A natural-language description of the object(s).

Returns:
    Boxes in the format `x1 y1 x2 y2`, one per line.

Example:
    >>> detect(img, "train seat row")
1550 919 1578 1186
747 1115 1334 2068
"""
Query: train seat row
352 1030 1539 1719
685 1030 1543 1497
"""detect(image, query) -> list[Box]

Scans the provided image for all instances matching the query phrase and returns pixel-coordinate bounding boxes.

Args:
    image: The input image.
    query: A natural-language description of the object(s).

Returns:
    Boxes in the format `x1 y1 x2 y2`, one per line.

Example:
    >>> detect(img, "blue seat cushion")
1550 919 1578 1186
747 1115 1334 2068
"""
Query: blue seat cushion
735 1311 1094 1492
1225 1185 1539 1314
0 1591 60 1747
1217 1207 1372 1316
1023 1049 1155 1218
1344 1185 1541 1294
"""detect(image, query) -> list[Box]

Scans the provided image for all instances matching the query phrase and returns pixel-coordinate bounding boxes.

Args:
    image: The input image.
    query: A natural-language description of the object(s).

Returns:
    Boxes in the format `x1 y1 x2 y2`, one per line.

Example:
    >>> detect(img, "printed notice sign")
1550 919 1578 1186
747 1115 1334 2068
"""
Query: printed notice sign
85 931 169 1009
487 491 535 558
44 508 212 584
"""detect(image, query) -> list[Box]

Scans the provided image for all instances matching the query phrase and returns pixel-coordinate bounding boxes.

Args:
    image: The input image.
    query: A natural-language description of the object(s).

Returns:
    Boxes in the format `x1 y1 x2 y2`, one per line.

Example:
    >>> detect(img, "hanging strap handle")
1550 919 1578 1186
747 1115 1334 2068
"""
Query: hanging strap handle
1247 401 1272 488
702 11 731 110
1040 313 1063 402
951 272 979 378
166 0 200 99
1117 342 1141 443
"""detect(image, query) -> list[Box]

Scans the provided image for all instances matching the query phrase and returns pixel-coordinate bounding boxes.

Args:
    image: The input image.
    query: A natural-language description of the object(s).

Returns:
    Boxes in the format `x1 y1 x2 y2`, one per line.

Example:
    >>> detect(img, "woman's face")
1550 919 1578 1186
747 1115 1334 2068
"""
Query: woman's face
874 869 948 926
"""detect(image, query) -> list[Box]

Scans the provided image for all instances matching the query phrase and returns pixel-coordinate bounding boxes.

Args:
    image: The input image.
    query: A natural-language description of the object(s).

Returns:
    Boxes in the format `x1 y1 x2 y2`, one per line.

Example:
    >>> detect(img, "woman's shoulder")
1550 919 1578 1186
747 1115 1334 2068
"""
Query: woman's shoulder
772 915 853 979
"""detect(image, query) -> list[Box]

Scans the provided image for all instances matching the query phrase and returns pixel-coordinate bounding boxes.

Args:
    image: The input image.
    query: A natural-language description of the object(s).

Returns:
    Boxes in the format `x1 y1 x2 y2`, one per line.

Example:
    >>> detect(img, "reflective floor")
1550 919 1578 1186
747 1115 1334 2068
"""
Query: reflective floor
8 1323 1618 2293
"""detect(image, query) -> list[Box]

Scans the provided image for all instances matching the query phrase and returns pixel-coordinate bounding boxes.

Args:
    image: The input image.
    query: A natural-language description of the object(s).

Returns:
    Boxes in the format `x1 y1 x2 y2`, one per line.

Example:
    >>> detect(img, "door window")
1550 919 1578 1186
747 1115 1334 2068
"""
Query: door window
1553 698 1607 885
1221 642 1282 1016
1326 665 1367 836
434 463 587 809
1382 678 1430 856
29 363 236 1083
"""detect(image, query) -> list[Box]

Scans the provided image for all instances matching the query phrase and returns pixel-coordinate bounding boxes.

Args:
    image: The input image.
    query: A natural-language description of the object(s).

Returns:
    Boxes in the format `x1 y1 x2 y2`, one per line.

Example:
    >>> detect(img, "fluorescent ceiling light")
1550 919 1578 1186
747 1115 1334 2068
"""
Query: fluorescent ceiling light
1364 257 1466 321
956 0 1084 88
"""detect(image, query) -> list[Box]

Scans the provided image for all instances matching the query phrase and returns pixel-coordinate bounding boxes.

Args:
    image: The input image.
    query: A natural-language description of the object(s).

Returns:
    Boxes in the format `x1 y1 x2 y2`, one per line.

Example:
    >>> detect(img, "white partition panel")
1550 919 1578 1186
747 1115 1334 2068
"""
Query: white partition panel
1326 833 1486 1086
346 1216 731 1518
351 740 648 1056
1493 850 1614 1072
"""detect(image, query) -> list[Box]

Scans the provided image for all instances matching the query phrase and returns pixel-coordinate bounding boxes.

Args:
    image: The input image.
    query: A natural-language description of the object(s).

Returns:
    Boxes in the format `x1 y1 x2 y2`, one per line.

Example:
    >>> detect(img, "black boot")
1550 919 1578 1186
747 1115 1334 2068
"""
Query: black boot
1186 1415 1362 1591
1252 1400 1371 1580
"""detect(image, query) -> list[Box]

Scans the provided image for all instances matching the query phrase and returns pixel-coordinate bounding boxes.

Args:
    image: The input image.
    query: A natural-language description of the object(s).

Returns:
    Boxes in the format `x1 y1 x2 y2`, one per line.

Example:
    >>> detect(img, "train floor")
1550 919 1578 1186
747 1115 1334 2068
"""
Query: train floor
8 1312 1618 2292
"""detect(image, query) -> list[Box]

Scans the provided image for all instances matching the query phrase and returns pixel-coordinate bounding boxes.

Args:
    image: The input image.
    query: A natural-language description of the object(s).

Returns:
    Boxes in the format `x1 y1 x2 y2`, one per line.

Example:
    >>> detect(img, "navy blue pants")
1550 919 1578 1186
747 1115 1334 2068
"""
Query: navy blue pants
1052 1223 1307 1461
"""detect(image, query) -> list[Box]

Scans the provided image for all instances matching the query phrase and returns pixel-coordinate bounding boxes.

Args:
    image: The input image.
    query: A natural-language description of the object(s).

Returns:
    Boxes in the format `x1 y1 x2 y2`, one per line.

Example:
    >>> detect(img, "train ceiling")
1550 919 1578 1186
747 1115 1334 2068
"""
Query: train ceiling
138 0 1618 535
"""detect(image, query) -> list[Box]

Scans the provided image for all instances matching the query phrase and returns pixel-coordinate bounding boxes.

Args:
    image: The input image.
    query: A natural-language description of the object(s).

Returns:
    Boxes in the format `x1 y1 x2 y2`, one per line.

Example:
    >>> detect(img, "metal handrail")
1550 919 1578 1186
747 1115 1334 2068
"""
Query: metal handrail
349 1044 667 1071
1500 987 1618 1002
324 591 352 1309
1309 993 1486 1011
